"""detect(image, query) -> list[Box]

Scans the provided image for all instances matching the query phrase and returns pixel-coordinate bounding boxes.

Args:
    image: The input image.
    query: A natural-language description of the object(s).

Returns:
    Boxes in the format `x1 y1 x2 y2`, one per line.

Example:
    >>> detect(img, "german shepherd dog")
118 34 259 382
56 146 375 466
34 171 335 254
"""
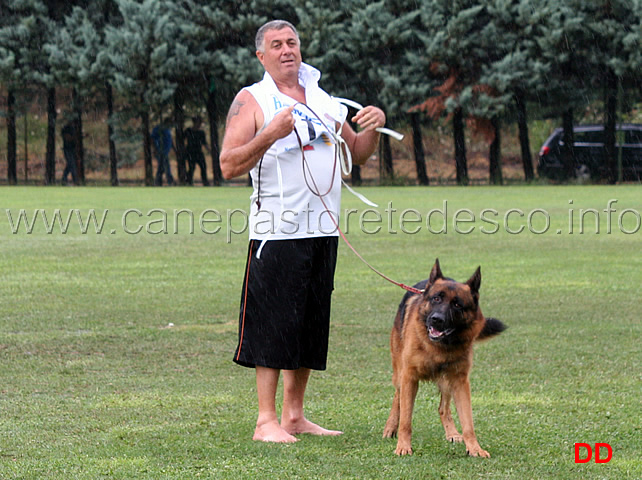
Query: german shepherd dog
383 259 506 457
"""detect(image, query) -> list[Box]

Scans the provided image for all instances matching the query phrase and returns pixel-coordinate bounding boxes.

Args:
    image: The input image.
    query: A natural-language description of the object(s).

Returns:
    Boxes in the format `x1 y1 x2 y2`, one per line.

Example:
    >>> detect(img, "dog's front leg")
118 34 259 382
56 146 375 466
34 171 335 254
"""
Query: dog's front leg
395 375 419 456
452 376 490 458
437 380 463 443
383 388 400 438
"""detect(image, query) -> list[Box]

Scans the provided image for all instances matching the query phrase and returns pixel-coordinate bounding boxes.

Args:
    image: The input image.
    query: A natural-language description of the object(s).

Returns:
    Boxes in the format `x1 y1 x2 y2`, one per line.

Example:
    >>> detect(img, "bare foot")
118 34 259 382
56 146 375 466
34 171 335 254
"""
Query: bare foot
282 417 343 436
253 420 299 443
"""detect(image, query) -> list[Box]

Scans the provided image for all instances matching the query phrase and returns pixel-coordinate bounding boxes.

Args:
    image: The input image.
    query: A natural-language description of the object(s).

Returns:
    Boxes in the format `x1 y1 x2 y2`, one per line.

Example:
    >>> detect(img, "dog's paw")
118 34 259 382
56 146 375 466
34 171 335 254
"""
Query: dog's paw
382 427 397 439
447 433 463 443
466 446 490 458
395 443 413 456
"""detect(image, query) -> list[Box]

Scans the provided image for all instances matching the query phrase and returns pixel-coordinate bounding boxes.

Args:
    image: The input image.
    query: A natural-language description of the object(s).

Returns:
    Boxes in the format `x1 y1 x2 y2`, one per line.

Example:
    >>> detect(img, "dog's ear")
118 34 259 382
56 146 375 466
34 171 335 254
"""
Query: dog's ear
466 266 481 295
428 259 443 285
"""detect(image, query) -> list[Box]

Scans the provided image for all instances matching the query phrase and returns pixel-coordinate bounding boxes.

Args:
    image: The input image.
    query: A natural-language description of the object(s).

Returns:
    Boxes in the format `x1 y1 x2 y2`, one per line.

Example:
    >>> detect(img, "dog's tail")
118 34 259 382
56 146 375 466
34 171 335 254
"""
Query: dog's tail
477 317 507 341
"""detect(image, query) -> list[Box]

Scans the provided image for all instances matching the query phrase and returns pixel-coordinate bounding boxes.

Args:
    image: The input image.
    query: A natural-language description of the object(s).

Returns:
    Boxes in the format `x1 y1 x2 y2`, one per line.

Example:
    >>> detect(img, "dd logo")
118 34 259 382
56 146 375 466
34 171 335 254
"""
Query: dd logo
574 443 613 463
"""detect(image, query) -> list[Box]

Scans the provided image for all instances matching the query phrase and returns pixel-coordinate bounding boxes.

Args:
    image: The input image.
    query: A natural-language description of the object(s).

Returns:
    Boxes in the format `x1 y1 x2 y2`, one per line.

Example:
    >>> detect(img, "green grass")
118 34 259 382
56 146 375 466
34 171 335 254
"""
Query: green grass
1 185 640 479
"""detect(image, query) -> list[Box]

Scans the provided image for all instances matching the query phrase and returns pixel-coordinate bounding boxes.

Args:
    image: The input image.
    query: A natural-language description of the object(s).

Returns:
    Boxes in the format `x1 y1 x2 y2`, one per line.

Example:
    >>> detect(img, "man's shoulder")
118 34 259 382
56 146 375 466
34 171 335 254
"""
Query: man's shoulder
227 88 262 127
237 85 261 103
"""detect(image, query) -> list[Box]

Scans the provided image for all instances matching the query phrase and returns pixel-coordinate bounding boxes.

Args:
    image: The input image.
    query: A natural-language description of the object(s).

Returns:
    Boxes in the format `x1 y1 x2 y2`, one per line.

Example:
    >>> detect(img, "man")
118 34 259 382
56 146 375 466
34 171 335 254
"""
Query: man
151 119 175 186
220 20 385 444
185 116 210 186
61 121 78 185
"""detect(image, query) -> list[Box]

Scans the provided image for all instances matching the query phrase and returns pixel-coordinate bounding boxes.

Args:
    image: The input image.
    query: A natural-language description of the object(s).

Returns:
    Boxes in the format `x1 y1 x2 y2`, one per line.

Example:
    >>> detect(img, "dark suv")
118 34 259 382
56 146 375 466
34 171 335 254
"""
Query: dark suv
537 124 642 181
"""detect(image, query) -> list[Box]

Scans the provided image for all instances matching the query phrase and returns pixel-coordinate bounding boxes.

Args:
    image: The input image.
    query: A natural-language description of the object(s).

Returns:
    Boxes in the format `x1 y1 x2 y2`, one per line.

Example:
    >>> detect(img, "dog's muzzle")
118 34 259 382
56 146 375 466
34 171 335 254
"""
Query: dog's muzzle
427 312 455 341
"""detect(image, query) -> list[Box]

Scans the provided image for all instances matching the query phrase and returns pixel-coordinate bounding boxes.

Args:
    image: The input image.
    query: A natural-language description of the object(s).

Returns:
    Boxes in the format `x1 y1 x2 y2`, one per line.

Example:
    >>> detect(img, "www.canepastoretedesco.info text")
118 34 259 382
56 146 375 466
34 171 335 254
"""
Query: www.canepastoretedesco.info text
4 200 641 240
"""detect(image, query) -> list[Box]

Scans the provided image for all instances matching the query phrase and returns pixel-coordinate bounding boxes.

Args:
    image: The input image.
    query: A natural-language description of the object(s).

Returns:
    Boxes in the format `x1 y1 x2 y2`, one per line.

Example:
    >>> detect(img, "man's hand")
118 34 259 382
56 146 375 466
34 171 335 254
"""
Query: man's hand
351 106 386 132
340 105 386 166
264 106 296 142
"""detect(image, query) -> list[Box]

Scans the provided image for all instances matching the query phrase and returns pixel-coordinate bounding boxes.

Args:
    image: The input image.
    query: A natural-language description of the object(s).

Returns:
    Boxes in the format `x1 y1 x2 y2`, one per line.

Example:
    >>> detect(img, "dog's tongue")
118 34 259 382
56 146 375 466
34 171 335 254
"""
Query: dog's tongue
429 327 444 338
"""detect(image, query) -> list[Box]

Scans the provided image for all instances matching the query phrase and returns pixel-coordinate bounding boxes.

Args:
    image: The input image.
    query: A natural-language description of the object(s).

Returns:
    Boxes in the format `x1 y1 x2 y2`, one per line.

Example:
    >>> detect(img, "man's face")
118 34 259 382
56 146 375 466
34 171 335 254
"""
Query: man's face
256 27 301 80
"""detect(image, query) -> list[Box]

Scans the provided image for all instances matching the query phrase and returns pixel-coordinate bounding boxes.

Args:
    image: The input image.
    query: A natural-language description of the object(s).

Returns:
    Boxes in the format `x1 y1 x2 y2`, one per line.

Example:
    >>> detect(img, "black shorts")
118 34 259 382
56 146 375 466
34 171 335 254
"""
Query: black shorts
233 237 338 370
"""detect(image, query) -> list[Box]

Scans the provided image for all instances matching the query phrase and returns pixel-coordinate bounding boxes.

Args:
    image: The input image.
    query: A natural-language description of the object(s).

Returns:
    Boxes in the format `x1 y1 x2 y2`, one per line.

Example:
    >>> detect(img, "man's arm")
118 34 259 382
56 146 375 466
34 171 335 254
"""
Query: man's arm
340 106 386 166
220 90 296 180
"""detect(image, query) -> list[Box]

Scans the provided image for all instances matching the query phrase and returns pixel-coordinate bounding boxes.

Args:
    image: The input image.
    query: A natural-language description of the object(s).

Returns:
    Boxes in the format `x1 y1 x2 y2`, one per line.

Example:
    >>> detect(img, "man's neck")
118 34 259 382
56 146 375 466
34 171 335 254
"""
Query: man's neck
271 72 306 103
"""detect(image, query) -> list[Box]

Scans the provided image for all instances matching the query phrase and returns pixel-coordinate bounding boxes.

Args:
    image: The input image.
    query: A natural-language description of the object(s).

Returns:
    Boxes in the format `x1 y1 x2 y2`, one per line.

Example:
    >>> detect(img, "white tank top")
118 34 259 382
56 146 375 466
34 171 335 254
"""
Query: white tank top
244 63 348 241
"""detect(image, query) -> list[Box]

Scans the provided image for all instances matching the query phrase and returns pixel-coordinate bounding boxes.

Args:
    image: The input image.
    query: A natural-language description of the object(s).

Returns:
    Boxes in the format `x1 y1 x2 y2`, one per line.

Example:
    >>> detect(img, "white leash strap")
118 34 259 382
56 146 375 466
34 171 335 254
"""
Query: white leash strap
255 155 285 259
333 97 405 141
342 179 378 207
334 120 352 176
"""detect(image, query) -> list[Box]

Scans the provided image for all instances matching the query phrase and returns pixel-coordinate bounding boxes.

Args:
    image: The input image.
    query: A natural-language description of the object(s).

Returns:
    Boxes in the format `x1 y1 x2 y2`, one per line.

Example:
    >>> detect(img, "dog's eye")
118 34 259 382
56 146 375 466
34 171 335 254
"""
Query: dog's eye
452 299 463 310
432 295 442 304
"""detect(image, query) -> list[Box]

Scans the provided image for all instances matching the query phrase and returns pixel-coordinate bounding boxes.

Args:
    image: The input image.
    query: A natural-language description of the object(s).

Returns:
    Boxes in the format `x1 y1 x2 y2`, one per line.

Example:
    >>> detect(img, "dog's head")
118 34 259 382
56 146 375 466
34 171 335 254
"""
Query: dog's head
421 259 482 345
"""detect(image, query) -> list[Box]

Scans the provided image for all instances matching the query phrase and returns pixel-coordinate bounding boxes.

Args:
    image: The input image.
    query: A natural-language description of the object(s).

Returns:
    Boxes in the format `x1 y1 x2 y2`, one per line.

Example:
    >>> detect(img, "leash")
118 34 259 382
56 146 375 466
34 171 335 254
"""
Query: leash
291 102 424 296
333 97 405 141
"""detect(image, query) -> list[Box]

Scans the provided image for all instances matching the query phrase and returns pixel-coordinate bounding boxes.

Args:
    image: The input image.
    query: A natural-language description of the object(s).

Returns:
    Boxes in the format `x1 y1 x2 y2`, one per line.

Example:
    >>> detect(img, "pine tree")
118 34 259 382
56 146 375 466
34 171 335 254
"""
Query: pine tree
576 0 641 183
47 1 121 185
0 1 26 185
163 0 236 185
39 1 70 185
389 1 440 186
297 0 420 181
536 0 596 180
104 0 180 186
48 7 94 185
415 0 494 185
178 0 312 185
0 0 51 184
416 0 556 184
476 0 554 182
146 0 277 185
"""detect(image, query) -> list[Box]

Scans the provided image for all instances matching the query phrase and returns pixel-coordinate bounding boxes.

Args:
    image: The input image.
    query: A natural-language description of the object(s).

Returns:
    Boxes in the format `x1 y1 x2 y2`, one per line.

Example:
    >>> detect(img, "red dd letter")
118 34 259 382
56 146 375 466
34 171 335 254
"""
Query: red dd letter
575 443 592 463
595 443 612 463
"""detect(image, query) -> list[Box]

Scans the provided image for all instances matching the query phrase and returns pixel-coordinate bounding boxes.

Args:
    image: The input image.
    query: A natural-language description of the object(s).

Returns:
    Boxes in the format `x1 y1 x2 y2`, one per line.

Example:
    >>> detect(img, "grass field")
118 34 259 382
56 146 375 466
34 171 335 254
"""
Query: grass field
1 185 640 479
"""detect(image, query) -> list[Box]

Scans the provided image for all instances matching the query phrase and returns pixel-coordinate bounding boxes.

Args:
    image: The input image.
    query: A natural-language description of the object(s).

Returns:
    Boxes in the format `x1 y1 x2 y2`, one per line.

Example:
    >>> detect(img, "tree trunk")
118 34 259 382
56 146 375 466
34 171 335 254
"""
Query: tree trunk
106 83 118 186
453 107 468 185
351 165 362 186
410 112 429 185
209 114 222 186
173 89 187 185
7 90 17 185
604 68 618 184
347 115 361 185
45 87 57 185
515 90 534 181
23 112 28 182
561 108 575 180
72 88 85 185
489 117 503 185
142 108 153 186
381 128 393 180
206 83 222 186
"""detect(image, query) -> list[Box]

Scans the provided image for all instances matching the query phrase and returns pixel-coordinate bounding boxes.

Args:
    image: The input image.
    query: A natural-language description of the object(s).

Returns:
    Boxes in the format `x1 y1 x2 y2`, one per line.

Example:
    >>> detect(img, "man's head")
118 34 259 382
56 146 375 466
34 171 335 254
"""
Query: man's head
255 20 302 81
255 20 299 53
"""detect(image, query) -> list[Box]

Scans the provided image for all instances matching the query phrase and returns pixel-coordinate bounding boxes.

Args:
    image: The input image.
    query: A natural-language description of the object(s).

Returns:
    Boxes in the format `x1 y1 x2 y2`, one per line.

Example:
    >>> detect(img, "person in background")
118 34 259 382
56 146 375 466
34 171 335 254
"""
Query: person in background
151 118 175 186
61 121 78 185
185 116 210 186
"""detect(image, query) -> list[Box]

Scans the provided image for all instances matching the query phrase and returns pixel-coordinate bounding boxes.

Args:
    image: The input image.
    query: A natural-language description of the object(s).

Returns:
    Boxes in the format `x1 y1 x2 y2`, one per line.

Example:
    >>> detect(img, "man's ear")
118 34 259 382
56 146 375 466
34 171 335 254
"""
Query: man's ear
256 50 265 65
